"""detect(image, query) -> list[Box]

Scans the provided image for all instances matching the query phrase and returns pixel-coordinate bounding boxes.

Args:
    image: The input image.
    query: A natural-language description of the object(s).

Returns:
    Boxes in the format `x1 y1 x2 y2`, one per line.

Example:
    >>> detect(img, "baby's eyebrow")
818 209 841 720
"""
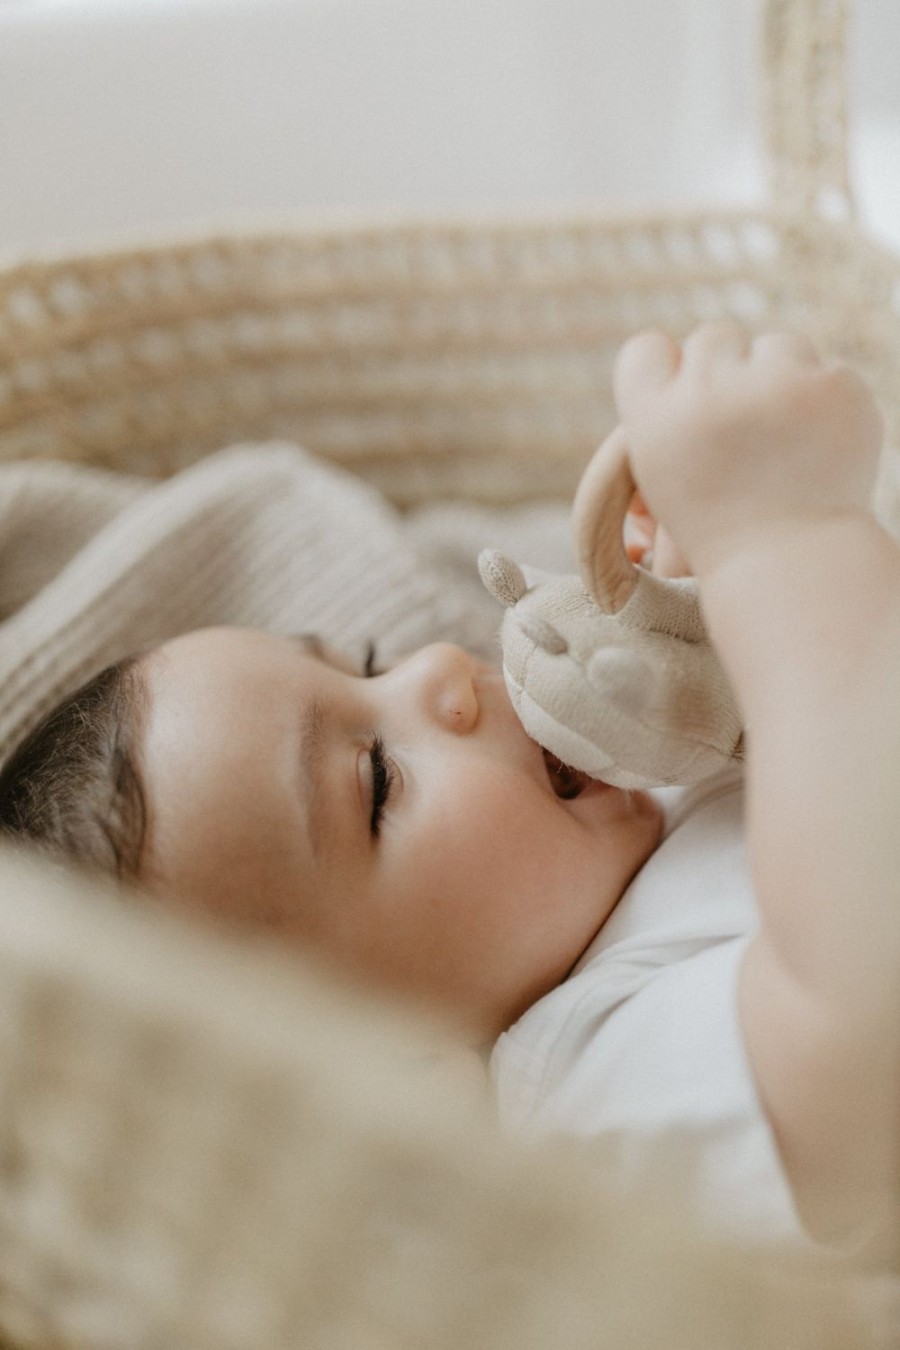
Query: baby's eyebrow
286 632 354 673
287 633 359 859
286 632 328 661
296 693 329 863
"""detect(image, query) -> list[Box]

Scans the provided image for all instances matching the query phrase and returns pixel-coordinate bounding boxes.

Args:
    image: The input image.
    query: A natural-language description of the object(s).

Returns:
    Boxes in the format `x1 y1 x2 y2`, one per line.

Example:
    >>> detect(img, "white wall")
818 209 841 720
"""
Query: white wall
852 0 900 247
0 0 895 258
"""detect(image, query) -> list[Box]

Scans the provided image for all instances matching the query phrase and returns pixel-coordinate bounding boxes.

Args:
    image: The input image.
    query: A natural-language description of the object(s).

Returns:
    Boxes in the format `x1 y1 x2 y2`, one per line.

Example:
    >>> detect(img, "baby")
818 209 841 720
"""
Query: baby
1 324 897 1263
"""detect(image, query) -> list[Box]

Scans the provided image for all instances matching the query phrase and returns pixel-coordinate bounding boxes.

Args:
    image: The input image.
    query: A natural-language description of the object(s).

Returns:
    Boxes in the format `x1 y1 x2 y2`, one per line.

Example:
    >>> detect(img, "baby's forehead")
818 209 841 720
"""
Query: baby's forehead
137 627 359 700
142 626 291 672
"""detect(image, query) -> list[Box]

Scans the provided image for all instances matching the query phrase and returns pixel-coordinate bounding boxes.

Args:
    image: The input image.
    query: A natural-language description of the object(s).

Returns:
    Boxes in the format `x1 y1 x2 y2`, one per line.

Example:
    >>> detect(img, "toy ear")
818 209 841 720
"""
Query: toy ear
477 550 527 608
572 426 641 615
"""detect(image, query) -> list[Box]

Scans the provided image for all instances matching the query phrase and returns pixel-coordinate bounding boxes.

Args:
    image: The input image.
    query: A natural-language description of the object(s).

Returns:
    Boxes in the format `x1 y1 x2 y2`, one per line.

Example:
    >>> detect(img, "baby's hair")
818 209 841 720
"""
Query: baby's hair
0 658 148 880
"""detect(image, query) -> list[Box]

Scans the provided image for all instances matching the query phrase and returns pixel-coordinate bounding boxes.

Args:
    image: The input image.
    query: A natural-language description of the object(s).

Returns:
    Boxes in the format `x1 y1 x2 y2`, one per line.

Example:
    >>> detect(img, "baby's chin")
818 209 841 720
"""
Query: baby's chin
623 786 665 822
564 775 664 842
619 786 666 848
631 788 666 849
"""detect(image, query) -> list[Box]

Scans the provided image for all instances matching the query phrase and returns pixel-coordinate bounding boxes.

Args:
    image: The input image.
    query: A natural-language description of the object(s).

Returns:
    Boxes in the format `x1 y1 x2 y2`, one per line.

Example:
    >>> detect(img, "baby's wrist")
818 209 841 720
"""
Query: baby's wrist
696 512 887 625
691 508 877 583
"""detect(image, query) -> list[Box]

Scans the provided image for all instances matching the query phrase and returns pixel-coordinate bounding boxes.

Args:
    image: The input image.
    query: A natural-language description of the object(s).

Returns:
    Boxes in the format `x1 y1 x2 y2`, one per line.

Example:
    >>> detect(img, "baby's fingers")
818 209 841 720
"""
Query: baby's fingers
751 330 821 366
651 526 691 579
624 512 654 564
613 330 681 425
681 321 750 370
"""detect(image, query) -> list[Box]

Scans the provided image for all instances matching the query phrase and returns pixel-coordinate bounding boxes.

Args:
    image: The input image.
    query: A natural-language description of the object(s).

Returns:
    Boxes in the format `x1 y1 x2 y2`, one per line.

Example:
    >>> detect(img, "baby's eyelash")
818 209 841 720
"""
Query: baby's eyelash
364 642 384 678
369 734 395 838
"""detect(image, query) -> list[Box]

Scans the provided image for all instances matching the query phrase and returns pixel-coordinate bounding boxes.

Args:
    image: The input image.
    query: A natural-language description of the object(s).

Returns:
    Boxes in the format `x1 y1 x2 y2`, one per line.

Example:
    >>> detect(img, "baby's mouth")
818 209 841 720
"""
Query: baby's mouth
542 748 590 800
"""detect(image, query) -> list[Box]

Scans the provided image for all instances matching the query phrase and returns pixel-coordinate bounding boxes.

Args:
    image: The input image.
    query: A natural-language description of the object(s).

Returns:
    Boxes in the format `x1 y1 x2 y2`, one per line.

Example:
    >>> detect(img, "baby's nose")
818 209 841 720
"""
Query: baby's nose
407 643 479 734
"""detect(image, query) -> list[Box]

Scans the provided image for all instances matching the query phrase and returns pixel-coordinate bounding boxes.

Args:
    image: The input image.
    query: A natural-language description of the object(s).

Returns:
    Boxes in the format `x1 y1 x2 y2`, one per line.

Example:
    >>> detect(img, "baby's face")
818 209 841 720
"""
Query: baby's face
138 627 662 1039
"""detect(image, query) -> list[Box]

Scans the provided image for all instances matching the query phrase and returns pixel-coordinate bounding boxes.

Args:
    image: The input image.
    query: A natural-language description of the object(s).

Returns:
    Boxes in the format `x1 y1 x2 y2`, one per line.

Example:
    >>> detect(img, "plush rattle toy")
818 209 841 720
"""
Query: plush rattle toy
478 429 744 790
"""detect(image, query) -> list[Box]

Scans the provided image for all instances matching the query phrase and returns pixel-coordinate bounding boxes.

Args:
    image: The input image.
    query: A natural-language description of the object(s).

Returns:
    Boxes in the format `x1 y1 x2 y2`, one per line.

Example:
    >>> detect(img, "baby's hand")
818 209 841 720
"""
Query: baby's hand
625 492 691 579
613 323 884 576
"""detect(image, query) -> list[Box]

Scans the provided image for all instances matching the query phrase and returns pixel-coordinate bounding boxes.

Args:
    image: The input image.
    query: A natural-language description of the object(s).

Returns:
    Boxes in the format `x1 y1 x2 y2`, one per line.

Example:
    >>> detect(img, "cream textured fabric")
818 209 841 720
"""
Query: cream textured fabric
0 2 898 1347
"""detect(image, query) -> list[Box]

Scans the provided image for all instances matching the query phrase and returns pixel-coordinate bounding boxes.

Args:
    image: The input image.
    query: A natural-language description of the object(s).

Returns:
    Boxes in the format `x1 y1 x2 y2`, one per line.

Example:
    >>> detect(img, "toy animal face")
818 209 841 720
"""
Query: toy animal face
478 427 745 788
479 551 744 789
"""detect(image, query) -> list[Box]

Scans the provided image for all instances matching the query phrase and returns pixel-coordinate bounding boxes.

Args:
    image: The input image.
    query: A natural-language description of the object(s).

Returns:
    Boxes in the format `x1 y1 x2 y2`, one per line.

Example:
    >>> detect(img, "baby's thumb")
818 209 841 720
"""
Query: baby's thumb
651 525 692 580
613 330 681 426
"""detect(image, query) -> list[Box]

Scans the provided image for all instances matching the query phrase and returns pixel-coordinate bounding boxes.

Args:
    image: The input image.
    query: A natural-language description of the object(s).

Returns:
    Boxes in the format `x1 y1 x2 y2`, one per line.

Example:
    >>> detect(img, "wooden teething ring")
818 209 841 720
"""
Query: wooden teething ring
572 425 641 614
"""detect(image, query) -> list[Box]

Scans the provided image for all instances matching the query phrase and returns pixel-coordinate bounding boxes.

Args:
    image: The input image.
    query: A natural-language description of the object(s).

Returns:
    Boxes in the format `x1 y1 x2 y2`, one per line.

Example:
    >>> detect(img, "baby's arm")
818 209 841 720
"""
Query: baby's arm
614 324 900 1250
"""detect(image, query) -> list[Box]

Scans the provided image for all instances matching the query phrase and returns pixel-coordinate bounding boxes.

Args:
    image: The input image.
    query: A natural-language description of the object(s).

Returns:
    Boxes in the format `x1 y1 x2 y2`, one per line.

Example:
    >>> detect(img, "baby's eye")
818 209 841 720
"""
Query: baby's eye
369 734 395 838
363 642 384 678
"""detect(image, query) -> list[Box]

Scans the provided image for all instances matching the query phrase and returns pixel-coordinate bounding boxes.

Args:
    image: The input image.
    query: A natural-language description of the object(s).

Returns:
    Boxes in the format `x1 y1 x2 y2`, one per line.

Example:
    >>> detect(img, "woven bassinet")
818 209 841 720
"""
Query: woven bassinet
0 2 897 1347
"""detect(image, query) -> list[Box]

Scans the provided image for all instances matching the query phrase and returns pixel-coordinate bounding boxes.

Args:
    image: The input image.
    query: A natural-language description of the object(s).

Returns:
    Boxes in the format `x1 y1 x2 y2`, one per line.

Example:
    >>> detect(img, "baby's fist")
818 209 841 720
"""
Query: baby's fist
613 324 883 575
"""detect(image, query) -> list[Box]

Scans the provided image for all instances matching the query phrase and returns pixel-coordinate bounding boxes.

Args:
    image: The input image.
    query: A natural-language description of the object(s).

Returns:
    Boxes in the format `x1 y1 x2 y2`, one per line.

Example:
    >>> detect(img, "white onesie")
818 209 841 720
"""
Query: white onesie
489 767 807 1250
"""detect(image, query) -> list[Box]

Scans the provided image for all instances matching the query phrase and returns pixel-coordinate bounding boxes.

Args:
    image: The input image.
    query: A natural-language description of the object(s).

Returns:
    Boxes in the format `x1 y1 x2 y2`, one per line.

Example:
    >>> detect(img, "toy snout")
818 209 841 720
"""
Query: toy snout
586 647 658 717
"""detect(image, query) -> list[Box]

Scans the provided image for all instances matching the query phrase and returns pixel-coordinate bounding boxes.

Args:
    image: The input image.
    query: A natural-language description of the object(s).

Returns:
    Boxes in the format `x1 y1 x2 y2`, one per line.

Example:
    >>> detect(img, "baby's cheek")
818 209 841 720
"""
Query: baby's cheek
416 782 606 1029
448 777 573 892
454 772 548 841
